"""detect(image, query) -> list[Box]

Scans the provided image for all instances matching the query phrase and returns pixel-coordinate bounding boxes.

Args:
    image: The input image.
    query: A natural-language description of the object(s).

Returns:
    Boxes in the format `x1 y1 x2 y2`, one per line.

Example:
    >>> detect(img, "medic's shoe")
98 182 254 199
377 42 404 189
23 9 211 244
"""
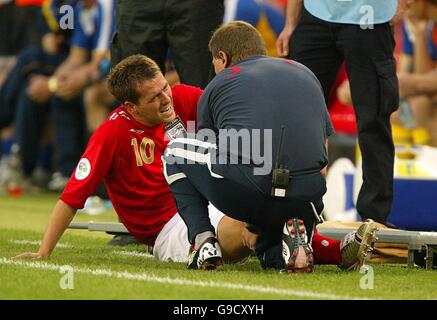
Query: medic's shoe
339 219 378 271
282 218 314 273
187 237 222 270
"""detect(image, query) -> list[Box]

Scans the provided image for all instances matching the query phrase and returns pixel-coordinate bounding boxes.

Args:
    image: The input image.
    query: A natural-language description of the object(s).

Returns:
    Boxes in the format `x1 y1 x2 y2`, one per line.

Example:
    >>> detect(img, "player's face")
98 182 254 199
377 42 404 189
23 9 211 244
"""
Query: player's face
133 73 175 126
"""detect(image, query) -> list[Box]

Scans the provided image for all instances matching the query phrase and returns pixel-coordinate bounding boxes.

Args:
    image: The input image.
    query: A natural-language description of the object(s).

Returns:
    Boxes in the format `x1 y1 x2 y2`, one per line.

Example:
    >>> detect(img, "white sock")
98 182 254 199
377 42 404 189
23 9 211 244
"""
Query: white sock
195 231 215 247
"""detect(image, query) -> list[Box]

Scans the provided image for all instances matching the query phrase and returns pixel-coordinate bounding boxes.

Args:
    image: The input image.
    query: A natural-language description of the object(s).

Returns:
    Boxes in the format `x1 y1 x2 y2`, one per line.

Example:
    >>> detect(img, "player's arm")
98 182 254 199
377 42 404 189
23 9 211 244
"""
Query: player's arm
276 0 303 57
399 22 414 74
56 48 110 99
15 200 77 259
52 0 96 82
54 47 89 80
91 49 110 64
399 53 413 74
392 0 414 24
406 16 434 74
15 122 118 259
85 49 111 87
83 0 114 85
399 69 437 97
413 35 433 74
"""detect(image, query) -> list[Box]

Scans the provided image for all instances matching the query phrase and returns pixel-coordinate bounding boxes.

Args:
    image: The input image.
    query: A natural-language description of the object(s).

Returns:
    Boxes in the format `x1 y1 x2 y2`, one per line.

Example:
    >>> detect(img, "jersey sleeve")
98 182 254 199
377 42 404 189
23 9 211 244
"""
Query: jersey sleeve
71 6 92 49
60 121 122 209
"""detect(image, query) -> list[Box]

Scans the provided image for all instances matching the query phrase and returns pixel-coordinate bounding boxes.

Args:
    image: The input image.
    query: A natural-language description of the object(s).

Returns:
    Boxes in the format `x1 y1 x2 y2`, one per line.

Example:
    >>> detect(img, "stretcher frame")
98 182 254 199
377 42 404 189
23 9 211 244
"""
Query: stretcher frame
68 221 437 270
318 227 437 270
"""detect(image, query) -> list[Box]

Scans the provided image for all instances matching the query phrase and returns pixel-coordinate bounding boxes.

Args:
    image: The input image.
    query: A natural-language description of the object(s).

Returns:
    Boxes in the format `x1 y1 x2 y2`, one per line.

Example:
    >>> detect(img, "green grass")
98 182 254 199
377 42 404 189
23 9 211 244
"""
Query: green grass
1 193 436 300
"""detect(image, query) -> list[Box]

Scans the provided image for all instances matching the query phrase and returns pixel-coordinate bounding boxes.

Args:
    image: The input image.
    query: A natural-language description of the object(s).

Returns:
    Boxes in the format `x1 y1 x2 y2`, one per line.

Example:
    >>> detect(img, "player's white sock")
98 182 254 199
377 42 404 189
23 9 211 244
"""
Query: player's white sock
195 231 215 248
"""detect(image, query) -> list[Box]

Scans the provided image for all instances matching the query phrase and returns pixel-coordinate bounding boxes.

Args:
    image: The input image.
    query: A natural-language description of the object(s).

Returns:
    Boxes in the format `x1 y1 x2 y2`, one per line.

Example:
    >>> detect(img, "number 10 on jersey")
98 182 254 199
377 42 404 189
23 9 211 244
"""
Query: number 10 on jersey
131 138 155 166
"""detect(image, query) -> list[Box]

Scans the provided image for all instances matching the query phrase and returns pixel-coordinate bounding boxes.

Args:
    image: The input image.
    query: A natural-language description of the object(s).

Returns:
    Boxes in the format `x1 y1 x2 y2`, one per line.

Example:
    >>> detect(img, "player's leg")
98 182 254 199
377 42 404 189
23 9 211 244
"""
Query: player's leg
152 207 253 264
215 213 254 264
83 83 114 133
163 137 318 271
154 191 377 271
312 221 378 271
50 96 86 190
14 84 48 184
409 96 432 145
311 228 342 265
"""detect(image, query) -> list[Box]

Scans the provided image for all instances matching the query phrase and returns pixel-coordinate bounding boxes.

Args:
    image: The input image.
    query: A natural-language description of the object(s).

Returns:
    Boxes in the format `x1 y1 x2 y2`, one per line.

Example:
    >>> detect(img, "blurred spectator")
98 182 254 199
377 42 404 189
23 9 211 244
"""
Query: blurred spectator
0 0 44 64
14 0 46 48
111 0 224 89
224 0 285 57
25 0 115 191
0 0 45 88
0 0 75 192
395 0 437 146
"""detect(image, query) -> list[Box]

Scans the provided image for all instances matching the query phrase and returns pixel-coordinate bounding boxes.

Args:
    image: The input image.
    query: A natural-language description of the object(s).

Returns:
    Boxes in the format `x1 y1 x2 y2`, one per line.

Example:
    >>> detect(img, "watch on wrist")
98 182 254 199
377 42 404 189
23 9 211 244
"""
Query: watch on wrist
48 77 58 93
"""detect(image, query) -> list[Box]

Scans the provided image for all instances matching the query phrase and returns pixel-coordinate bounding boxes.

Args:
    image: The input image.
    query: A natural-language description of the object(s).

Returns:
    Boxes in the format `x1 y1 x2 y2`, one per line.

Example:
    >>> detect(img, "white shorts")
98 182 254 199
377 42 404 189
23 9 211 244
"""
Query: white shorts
153 203 225 262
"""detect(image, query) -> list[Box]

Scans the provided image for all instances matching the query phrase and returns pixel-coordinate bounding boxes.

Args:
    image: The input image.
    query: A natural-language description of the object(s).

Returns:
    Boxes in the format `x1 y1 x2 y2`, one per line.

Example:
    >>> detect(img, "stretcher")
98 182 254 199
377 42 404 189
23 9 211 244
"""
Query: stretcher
68 221 437 270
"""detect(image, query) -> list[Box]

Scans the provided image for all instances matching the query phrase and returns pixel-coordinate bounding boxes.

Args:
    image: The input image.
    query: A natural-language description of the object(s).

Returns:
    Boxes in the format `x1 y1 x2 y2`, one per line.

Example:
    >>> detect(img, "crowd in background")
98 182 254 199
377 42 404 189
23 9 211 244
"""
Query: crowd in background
0 0 436 203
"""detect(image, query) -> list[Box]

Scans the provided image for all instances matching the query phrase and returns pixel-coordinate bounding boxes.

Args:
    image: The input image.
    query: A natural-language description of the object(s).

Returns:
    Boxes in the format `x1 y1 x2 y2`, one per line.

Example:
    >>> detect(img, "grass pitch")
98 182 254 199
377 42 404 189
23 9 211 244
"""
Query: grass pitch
1 193 436 300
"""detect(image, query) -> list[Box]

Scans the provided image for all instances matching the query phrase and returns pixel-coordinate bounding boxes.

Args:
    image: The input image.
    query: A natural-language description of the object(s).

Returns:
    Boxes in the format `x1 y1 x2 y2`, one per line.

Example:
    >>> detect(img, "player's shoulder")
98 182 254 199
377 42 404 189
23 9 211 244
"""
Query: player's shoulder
172 84 203 112
172 84 203 98
94 106 130 138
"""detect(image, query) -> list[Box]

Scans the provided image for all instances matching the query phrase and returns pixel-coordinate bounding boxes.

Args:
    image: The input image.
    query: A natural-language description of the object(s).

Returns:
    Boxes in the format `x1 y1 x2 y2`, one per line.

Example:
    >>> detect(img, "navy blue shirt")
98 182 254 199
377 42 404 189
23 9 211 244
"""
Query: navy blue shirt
197 56 333 195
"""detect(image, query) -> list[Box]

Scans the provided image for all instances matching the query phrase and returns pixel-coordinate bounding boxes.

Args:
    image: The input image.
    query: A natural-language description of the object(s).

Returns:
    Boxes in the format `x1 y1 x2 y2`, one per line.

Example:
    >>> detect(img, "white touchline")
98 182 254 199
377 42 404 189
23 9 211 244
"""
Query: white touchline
10 240 74 248
0 257 369 300
111 251 154 258
11 240 153 258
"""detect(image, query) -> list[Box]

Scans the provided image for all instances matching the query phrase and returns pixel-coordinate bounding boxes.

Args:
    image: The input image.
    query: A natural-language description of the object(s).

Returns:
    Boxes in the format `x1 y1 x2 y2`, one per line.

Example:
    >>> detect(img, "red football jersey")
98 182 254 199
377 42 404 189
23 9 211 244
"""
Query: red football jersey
61 84 202 245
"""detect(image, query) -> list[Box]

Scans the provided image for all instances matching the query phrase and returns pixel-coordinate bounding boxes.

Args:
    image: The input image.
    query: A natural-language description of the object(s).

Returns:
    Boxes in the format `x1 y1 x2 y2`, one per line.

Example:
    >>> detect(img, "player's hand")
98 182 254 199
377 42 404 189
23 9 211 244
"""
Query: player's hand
14 252 46 259
391 0 414 24
27 75 52 104
276 25 294 57
405 16 428 36
55 70 88 100
337 79 352 105
398 72 416 98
